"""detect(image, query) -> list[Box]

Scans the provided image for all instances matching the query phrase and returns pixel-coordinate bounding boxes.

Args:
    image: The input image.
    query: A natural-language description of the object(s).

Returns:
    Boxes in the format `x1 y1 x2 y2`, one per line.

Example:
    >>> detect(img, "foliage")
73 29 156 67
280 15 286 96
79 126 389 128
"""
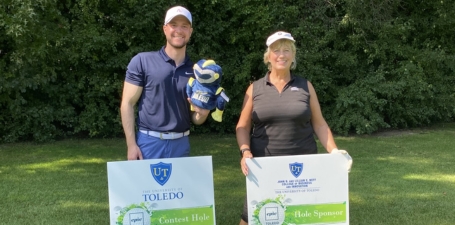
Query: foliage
1 0 454 141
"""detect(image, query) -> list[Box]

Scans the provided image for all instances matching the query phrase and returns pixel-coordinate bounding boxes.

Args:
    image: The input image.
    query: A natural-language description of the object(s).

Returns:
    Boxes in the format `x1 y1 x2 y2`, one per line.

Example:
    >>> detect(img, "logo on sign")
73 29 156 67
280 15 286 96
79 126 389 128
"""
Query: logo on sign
289 162 303 178
129 212 144 225
258 202 286 225
121 208 151 225
150 162 172 186
265 207 279 220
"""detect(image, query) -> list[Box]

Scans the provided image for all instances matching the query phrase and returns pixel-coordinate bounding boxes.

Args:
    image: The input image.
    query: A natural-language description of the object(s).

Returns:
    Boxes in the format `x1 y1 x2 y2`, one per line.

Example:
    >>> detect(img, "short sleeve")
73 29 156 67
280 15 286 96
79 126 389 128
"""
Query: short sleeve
125 54 144 86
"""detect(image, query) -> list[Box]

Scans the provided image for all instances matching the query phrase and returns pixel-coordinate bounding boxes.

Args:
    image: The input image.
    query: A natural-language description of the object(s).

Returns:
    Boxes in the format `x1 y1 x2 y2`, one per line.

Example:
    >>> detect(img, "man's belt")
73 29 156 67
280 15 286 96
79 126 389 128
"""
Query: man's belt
140 130 190 140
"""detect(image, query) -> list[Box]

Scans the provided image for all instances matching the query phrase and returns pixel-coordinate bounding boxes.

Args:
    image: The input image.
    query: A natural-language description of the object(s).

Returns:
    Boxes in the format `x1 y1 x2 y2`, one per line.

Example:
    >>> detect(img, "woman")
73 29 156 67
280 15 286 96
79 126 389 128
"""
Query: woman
235 31 352 225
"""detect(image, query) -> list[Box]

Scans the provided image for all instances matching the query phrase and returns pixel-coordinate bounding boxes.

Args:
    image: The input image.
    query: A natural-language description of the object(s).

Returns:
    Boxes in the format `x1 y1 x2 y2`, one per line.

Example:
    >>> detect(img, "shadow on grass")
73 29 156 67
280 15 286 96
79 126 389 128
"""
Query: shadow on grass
339 130 455 225
1 126 454 225
0 139 125 224
190 135 246 224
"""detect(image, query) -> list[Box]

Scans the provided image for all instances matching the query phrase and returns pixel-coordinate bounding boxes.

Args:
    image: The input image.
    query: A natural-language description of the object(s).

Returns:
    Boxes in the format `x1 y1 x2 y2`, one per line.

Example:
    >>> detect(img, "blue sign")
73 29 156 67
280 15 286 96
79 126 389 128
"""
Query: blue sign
150 162 172 186
289 162 303 178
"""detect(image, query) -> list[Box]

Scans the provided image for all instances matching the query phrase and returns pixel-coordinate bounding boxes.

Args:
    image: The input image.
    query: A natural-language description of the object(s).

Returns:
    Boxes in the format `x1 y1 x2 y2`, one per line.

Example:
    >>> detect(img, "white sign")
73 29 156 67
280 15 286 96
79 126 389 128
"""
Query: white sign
246 154 349 225
107 156 216 225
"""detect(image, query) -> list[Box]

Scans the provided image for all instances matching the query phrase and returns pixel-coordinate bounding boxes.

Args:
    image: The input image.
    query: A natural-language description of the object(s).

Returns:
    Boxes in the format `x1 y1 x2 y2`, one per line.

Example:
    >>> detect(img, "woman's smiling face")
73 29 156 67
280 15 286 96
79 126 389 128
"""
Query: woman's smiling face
267 40 296 71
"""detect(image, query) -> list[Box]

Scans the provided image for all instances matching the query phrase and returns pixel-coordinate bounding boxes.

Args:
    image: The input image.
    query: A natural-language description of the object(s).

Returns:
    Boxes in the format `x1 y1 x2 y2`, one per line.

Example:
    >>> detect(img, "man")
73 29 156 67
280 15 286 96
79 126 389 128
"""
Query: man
120 6 209 160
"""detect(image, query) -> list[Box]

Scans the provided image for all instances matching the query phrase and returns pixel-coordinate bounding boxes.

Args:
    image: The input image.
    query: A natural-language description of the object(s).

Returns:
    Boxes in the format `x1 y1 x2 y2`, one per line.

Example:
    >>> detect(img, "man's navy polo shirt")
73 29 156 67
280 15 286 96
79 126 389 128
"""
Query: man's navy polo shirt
125 46 194 132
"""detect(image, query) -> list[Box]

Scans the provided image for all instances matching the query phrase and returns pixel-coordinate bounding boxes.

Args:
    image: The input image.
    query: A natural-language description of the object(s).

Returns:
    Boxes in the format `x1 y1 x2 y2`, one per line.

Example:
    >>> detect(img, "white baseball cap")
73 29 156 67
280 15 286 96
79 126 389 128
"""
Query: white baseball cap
266 31 295 46
164 6 192 25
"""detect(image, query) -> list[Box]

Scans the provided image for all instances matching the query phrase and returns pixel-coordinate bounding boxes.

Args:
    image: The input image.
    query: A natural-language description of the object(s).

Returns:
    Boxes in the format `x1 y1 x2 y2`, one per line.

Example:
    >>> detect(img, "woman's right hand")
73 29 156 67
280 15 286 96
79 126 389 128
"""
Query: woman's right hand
240 151 253 176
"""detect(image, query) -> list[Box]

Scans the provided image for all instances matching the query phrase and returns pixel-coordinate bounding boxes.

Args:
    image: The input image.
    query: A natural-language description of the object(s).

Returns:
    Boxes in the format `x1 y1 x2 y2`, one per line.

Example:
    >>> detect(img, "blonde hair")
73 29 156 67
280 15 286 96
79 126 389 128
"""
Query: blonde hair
263 39 297 71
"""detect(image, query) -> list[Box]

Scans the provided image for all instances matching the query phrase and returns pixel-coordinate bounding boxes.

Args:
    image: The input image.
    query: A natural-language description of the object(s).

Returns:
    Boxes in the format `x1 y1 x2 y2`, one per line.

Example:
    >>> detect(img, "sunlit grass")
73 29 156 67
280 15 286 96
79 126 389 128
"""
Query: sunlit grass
403 173 455 182
0 123 454 224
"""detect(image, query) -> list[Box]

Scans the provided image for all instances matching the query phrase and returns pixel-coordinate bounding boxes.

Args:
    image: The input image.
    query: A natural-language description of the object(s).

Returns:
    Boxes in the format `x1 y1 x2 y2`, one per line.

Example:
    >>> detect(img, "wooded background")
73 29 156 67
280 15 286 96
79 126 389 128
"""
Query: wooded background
1 0 454 142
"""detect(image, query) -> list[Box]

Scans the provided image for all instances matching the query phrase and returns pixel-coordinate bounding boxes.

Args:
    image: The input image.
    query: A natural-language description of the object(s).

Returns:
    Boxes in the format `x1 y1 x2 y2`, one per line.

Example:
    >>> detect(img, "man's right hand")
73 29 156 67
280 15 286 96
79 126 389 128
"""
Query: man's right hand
127 145 143 160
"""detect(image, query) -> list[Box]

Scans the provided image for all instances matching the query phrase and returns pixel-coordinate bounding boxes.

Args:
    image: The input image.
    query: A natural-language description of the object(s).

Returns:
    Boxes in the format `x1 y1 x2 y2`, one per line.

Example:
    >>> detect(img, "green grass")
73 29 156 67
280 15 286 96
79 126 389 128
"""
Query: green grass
1 123 454 225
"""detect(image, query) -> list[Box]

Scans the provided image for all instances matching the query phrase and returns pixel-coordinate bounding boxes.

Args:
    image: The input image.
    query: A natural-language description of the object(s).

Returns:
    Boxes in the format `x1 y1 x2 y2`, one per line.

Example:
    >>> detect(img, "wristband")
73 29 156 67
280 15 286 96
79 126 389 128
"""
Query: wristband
240 148 251 157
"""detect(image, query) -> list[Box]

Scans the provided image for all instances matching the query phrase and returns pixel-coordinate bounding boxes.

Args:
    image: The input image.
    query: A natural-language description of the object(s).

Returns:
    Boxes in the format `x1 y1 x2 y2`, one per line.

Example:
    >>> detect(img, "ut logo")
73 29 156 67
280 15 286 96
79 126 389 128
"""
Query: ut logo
289 162 303 178
152 167 169 178
150 162 172 186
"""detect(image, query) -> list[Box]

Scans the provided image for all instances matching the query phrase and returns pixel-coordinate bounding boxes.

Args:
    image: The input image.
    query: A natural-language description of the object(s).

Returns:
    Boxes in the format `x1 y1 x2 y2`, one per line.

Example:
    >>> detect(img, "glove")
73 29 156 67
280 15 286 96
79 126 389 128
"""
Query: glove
331 148 353 172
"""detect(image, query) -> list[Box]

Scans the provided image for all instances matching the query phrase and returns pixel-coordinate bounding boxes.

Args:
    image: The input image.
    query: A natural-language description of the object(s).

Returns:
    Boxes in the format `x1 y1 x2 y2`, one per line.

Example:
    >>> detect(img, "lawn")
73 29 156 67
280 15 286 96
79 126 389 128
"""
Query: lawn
0 123 454 225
